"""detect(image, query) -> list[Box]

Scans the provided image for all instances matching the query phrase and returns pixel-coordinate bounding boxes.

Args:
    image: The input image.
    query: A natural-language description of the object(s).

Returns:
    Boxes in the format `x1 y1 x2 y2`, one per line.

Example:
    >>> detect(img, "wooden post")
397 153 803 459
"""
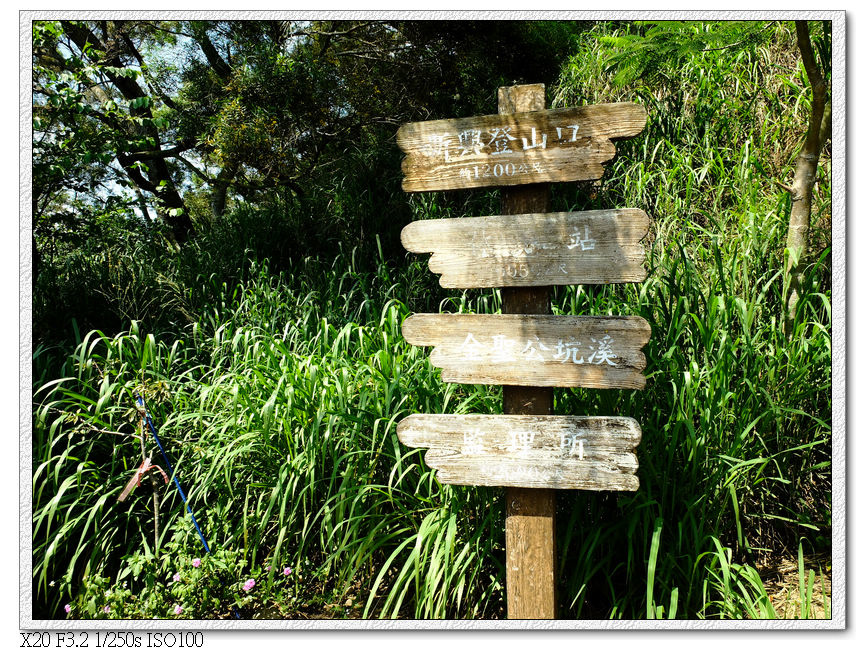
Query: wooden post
499 83 557 619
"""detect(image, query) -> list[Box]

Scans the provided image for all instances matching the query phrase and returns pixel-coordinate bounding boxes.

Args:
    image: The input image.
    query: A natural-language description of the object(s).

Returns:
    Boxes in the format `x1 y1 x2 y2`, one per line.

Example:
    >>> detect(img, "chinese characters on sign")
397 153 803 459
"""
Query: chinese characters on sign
427 124 582 182
472 226 595 258
401 313 650 390
400 209 650 288
460 429 584 459
428 125 579 182
397 414 641 491
394 93 650 493
468 224 596 282
397 103 647 191
458 332 618 366
422 125 579 162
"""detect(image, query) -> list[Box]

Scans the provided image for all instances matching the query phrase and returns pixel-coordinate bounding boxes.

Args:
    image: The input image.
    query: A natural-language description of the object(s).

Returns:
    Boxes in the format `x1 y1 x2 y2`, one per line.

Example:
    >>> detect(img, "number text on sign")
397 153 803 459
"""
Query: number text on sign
398 103 647 191
401 209 650 288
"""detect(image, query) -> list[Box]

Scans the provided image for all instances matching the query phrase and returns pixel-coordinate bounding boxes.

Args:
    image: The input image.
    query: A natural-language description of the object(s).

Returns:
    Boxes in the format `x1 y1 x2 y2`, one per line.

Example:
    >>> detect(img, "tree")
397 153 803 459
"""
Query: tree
783 21 831 334
33 20 586 255
33 20 194 244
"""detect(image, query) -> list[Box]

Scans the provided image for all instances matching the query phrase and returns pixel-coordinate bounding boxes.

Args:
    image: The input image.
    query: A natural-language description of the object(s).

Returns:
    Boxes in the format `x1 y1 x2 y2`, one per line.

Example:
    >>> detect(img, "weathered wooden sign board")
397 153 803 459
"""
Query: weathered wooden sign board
401 208 649 288
397 103 646 192
394 83 649 619
402 313 650 389
397 414 641 491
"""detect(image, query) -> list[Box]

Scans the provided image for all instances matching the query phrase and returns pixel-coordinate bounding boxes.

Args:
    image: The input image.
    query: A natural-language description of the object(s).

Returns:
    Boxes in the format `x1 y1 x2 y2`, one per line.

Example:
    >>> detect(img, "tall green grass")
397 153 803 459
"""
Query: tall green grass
546 20 831 619
33 251 503 619
33 21 830 619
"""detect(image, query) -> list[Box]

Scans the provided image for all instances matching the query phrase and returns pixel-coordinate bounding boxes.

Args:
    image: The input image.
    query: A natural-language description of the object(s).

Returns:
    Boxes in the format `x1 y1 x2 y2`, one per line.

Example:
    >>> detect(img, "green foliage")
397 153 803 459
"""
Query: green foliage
32 20 191 244
547 20 830 620
34 20 582 242
65 524 299 619
597 21 775 88
32 251 498 619
32 19 831 620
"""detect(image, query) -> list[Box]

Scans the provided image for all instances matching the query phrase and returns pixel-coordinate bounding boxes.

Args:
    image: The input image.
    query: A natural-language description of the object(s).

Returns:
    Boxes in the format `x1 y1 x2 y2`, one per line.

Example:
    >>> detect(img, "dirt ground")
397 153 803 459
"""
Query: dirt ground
759 553 832 619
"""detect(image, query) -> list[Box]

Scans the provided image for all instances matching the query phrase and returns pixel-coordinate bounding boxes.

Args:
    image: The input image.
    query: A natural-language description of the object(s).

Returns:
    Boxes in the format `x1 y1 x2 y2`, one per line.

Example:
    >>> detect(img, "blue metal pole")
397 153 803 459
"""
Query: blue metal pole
134 392 210 553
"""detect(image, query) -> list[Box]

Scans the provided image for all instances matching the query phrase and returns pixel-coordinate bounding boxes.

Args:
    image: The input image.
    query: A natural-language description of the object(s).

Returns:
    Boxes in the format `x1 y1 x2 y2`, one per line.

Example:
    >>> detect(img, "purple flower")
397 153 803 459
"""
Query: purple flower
283 567 292 576
173 572 181 582
264 565 271 572
242 578 255 592
192 558 201 568
103 605 110 614
64 604 71 614
174 605 183 615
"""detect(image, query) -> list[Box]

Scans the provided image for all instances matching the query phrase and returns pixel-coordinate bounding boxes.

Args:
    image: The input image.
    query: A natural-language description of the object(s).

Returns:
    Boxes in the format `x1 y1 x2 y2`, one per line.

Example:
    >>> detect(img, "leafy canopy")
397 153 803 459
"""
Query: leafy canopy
598 21 776 87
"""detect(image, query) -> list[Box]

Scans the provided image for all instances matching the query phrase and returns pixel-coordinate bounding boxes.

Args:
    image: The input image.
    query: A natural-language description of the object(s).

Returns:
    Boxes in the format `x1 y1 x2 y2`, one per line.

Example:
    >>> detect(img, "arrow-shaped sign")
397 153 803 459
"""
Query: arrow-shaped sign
402 313 650 389
397 414 641 491
401 208 649 288
397 103 646 192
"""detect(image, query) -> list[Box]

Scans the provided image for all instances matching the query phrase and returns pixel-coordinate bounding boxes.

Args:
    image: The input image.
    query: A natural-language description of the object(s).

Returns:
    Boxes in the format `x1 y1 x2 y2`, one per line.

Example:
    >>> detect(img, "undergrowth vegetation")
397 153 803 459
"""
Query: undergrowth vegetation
32 21 831 620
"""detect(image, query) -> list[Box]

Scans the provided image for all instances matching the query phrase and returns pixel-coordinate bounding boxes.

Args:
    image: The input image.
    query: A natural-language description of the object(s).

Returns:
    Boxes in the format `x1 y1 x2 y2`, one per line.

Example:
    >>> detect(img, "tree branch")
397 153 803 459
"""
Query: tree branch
796 21 826 95
173 155 212 183
287 22 373 40
123 139 196 163
119 31 180 111
189 22 232 81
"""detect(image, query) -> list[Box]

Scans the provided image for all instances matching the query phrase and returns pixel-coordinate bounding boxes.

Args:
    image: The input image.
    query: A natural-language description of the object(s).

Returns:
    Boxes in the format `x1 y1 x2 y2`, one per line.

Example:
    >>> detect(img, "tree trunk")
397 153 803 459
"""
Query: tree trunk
63 21 194 245
784 21 831 335
155 187 193 246
210 164 237 218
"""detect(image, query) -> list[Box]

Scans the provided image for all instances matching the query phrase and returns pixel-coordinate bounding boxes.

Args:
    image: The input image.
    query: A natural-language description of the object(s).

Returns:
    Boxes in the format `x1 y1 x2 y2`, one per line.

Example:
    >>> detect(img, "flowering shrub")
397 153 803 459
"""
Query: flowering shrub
65 527 297 619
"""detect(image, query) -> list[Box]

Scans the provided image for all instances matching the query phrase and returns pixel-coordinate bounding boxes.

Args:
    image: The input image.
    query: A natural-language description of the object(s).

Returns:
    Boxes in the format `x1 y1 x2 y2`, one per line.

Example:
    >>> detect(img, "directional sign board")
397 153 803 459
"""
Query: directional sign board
397 414 641 491
397 103 647 192
401 209 650 288
402 314 650 389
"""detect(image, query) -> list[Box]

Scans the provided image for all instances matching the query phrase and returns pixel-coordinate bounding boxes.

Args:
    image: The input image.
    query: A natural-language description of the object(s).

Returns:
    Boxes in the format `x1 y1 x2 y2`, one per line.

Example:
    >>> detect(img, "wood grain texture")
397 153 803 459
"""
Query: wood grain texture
505 485 555 619
397 414 641 491
397 102 647 192
497 83 555 621
401 209 649 288
498 83 546 113
402 313 651 389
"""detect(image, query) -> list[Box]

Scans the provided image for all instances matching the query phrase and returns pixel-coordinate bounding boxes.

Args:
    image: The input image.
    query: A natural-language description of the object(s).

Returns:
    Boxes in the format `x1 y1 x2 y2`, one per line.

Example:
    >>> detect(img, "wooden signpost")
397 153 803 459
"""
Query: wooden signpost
394 83 649 619
401 209 650 288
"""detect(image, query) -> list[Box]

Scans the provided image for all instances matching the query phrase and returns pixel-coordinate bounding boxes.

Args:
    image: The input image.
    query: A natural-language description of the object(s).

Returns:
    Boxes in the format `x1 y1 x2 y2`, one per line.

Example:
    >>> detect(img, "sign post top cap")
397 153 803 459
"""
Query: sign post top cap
498 83 547 113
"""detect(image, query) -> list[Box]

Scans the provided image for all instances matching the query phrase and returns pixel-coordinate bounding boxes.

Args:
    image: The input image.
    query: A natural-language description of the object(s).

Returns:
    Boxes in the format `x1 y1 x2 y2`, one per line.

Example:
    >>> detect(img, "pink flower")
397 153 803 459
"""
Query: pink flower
174 605 183 615
191 558 201 568
103 605 110 614
242 578 255 592
283 567 292 576
173 573 181 582
264 565 271 572
64 604 71 614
